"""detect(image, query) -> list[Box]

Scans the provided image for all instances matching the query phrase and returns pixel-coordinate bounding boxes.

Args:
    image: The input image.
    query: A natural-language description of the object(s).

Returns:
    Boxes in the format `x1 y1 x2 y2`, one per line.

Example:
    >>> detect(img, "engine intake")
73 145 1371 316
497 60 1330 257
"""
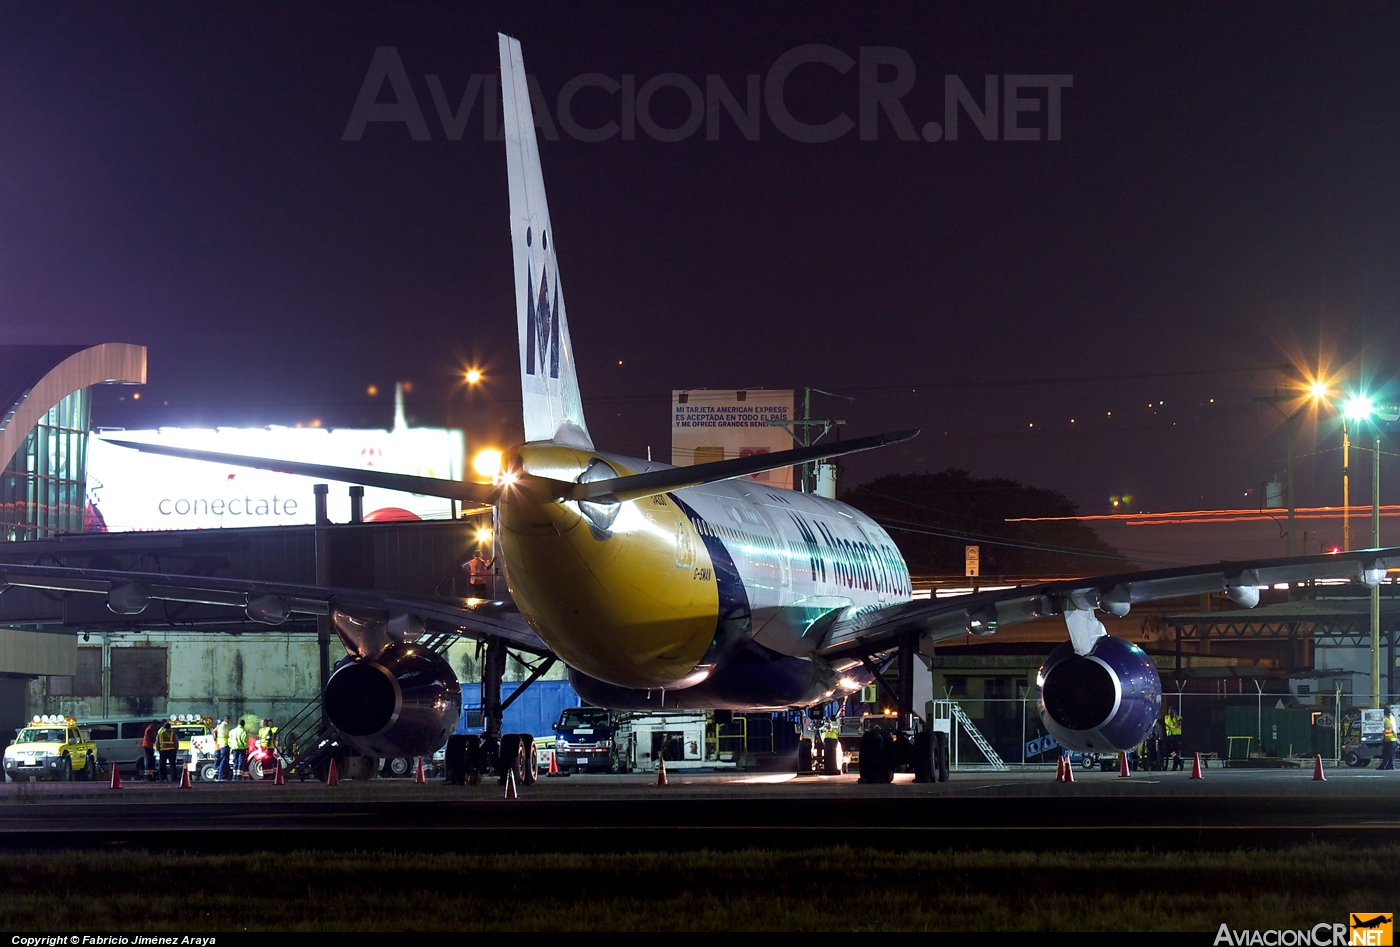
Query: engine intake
323 642 461 759
1036 635 1160 753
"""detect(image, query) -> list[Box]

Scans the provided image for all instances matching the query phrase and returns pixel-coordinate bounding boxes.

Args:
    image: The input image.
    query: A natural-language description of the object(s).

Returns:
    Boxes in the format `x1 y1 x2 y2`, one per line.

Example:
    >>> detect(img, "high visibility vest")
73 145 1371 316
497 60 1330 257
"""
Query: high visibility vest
157 728 176 751
229 727 248 751
468 558 491 582
1164 715 1182 737
258 726 276 749
216 722 229 748
1385 715 1397 743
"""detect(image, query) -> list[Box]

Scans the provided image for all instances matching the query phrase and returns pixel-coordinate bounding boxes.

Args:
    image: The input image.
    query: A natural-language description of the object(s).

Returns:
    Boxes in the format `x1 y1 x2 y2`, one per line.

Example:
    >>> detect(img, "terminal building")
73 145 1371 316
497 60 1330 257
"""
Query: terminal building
0 344 560 752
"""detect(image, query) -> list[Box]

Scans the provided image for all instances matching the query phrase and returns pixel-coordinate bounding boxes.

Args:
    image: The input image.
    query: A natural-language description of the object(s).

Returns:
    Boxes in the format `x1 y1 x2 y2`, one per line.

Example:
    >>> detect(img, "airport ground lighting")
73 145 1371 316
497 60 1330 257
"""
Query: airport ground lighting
1335 389 1400 708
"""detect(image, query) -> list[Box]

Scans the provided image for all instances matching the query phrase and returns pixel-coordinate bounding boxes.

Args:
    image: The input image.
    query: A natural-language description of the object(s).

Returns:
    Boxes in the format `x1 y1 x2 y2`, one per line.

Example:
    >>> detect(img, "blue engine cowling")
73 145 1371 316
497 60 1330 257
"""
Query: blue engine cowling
1036 635 1161 752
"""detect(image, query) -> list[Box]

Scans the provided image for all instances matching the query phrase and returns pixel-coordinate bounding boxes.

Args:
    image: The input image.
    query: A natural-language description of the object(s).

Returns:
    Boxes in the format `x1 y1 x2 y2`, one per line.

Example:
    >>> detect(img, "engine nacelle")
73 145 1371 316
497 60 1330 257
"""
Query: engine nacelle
1036 635 1161 753
322 642 461 759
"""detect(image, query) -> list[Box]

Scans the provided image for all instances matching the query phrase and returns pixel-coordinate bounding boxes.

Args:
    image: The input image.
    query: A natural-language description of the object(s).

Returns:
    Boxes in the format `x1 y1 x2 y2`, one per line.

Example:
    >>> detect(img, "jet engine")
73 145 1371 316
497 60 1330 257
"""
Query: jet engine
1036 635 1161 753
322 642 462 759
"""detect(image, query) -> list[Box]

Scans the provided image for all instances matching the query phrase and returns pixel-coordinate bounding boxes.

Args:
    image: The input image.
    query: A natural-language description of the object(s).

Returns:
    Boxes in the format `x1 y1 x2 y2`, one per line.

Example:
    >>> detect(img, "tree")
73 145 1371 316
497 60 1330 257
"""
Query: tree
840 469 1130 578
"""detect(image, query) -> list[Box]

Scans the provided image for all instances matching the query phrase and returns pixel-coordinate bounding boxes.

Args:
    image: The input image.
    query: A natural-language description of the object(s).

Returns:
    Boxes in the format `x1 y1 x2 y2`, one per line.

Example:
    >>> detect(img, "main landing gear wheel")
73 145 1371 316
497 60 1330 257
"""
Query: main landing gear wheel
498 733 524 787
385 757 413 779
797 738 813 774
821 737 842 776
521 735 537 786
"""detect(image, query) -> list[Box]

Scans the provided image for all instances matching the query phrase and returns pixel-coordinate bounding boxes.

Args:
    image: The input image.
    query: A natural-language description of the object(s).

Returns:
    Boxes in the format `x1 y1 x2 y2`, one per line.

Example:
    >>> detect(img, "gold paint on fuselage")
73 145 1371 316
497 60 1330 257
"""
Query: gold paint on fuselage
497 444 720 689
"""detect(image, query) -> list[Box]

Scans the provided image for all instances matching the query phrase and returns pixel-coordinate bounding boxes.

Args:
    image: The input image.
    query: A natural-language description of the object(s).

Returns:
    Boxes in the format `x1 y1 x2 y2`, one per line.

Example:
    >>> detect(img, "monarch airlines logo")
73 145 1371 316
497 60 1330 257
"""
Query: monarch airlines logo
525 261 560 379
1212 917 1392 946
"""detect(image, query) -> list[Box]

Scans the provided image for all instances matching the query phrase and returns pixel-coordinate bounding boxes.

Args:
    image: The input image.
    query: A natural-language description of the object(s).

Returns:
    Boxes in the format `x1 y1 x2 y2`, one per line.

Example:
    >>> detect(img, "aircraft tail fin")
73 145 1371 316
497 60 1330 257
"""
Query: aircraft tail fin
499 33 592 449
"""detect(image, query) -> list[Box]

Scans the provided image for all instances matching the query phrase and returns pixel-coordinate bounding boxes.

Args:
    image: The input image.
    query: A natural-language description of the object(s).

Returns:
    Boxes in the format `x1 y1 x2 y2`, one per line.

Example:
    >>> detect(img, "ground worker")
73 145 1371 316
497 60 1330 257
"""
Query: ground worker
465 552 493 596
257 718 277 753
141 720 159 781
156 720 178 782
1380 710 1397 771
1164 708 1183 771
228 718 249 780
215 715 232 781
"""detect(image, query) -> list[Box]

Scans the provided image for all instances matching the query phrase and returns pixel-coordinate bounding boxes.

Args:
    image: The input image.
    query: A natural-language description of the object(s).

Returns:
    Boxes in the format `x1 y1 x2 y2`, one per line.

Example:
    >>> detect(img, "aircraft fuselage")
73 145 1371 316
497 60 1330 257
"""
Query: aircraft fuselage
499 443 912 693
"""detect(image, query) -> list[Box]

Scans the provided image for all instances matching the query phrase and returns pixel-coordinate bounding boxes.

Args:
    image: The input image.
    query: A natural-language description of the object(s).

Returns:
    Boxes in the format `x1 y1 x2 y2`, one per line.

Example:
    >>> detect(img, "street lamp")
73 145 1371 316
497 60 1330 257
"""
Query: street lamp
1339 392 1400 709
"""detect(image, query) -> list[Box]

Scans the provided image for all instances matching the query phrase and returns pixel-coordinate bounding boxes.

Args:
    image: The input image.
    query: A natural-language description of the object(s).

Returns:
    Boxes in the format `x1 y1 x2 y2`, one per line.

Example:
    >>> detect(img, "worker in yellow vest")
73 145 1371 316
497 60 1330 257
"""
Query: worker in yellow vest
228 719 250 780
1163 709 1183 771
215 716 232 781
156 721 178 782
1380 712 1397 771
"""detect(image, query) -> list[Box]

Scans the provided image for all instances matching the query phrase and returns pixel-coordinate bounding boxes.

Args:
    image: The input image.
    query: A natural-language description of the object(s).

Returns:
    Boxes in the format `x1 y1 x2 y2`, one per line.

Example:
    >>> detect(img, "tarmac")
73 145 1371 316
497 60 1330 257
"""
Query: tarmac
2 764 1399 852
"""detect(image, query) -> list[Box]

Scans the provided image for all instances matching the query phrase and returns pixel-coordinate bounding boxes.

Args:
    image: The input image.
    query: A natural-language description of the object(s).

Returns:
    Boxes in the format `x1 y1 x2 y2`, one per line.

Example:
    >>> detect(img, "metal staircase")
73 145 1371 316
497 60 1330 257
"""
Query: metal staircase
933 700 1008 771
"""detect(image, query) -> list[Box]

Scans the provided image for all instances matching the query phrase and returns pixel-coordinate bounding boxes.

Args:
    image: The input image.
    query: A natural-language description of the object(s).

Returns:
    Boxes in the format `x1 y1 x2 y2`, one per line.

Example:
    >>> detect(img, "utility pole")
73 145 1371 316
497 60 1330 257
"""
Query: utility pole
769 387 851 494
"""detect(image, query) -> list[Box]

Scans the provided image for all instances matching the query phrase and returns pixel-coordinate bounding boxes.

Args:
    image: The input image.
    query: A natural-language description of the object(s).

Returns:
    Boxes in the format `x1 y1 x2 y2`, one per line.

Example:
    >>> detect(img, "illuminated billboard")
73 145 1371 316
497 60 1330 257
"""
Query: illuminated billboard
86 425 464 532
671 389 793 489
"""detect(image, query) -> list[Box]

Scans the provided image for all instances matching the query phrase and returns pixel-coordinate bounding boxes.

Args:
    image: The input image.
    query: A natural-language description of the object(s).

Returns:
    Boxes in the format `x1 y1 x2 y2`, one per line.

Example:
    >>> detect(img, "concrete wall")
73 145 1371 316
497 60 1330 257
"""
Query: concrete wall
32 630 567 726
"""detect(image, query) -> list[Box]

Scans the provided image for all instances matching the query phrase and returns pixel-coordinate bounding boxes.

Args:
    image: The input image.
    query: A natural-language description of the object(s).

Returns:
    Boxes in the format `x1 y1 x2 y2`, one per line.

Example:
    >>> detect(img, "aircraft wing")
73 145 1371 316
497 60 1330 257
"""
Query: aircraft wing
816 547 1400 659
0 561 549 653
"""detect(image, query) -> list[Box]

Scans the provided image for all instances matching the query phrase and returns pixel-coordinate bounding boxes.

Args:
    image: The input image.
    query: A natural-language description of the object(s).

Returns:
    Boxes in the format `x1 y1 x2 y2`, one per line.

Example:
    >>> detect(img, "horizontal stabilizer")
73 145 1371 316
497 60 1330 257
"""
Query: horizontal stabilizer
553 429 919 503
104 439 499 505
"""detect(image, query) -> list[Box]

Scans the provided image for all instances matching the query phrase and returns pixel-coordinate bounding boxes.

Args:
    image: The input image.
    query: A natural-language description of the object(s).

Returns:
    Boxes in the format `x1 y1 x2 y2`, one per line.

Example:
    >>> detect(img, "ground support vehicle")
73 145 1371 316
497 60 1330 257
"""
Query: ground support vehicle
1340 706 1400 767
3 716 100 782
169 715 213 768
553 707 618 774
796 712 947 782
611 712 732 773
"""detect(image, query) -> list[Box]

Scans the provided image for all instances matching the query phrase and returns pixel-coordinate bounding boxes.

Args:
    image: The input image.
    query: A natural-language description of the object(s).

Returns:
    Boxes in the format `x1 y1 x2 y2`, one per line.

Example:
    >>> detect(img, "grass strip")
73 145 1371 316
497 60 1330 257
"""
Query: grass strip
0 844 1391 931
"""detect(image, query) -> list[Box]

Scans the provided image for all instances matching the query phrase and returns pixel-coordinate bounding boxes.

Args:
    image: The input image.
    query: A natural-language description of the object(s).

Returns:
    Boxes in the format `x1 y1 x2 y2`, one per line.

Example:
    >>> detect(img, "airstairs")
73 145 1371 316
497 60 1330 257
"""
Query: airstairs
932 700 1008 771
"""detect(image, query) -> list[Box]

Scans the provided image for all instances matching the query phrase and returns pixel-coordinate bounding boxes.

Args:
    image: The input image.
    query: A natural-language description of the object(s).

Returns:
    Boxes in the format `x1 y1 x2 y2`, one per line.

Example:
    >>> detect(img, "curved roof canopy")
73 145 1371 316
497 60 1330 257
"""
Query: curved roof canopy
0 343 146 470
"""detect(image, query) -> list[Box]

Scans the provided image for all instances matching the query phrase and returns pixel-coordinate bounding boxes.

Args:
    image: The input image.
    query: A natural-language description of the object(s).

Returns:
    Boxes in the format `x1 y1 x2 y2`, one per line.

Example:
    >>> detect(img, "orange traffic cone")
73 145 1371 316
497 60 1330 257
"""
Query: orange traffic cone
326 759 340 786
504 767 518 799
1063 756 1075 783
1118 751 1131 777
1190 753 1204 779
547 750 561 777
656 756 669 787
1313 754 1326 781
414 757 426 783
273 760 285 785
178 766 192 789
109 763 122 790
1055 755 1065 782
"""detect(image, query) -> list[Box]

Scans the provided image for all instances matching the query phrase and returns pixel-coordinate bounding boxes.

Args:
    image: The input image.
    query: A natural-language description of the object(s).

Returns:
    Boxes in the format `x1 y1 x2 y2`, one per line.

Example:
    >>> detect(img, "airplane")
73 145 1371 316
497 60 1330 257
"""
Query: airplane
4 33 1399 777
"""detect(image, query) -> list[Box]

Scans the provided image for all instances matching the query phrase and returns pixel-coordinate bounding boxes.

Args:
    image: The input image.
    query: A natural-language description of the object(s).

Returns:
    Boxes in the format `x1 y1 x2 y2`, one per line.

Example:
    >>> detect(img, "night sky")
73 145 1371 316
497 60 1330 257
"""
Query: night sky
3 4 1398 518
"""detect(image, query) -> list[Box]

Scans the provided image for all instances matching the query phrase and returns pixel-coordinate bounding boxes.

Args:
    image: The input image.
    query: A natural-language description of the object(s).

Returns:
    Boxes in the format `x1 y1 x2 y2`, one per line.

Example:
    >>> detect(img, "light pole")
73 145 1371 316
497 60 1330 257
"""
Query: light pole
1342 394 1399 710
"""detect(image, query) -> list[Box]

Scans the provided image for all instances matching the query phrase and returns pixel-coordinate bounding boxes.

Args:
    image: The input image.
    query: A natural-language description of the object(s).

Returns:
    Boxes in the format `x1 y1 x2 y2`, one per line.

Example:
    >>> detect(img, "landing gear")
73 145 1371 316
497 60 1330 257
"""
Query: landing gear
444 734 470 785
821 737 842 776
498 733 525 787
796 738 813 774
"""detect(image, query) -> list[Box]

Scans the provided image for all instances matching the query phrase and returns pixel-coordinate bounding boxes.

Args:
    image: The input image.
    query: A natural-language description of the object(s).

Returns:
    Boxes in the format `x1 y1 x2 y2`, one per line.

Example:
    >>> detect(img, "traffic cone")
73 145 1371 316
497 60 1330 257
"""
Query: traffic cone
1190 753 1204 779
1118 751 1131 777
1055 755 1065 782
178 766 192 789
109 763 122 790
656 756 669 787
504 767 518 799
414 757 426 783
1063 757 1075 782
547 750 561 777
1313 754 1326 781
273 760 285 785
326 759 340 786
